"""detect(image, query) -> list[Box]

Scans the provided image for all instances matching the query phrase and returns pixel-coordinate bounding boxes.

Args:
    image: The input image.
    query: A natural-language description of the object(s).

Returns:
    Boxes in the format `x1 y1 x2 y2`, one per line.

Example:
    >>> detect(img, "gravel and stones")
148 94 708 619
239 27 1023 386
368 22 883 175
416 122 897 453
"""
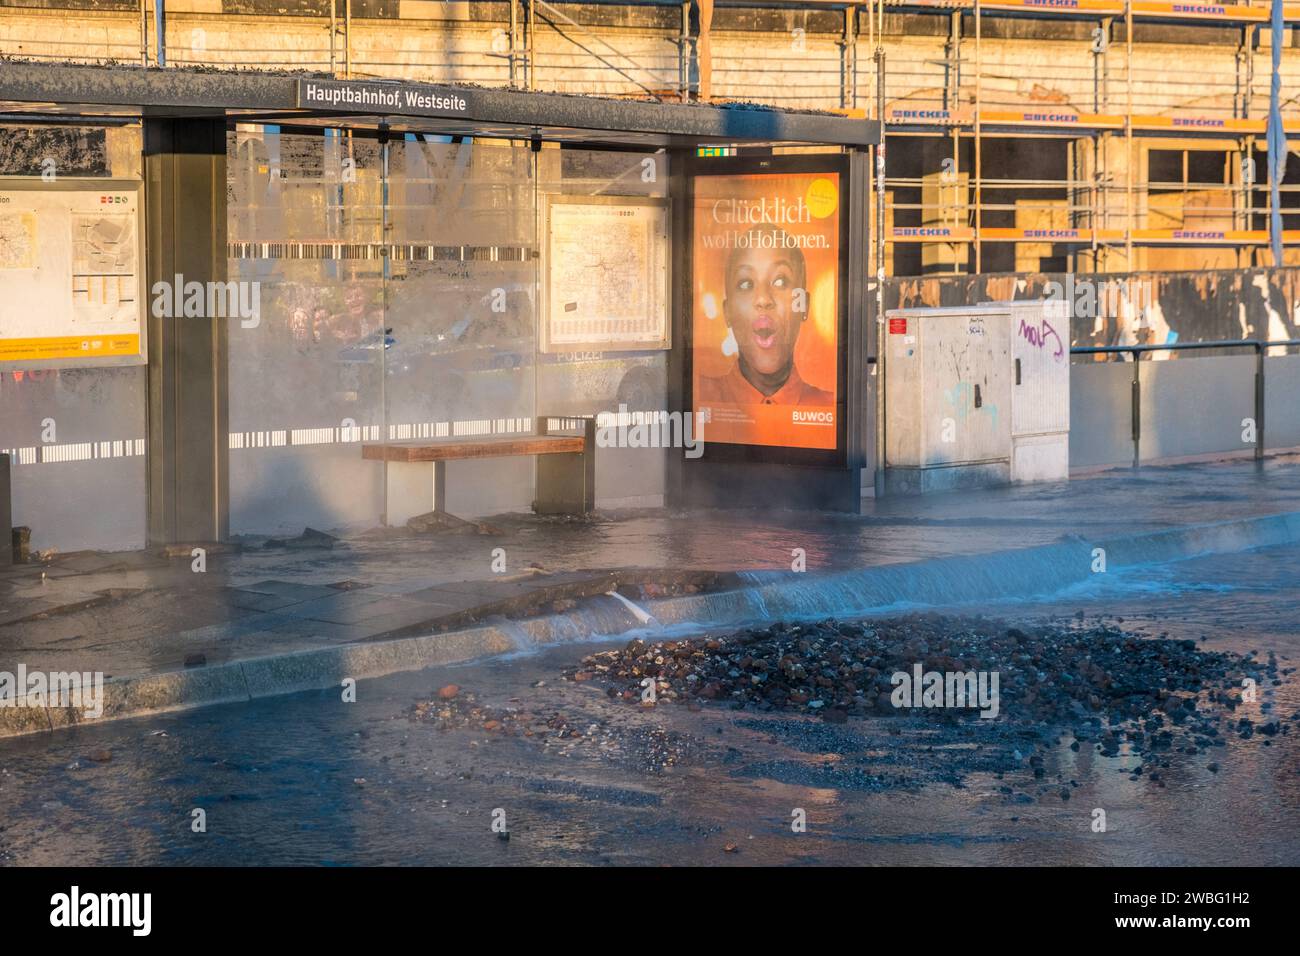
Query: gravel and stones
563 613 1291 771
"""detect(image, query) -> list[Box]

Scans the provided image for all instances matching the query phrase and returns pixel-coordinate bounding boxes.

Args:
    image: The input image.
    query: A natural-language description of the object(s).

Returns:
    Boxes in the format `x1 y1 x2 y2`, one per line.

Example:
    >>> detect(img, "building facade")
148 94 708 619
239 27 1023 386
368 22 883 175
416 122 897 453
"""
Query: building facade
2 0 1298 276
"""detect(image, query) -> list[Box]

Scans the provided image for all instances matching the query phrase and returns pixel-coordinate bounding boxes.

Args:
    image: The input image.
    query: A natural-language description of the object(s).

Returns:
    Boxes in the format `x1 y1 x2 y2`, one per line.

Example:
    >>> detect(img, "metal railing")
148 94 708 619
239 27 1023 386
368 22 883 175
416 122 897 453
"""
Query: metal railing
1070 339 1300 468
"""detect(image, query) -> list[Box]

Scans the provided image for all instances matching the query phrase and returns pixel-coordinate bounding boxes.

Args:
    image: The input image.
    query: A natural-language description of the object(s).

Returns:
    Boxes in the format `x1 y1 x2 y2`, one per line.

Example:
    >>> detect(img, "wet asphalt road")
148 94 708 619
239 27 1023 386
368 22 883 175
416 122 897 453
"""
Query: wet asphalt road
1 543 1297 866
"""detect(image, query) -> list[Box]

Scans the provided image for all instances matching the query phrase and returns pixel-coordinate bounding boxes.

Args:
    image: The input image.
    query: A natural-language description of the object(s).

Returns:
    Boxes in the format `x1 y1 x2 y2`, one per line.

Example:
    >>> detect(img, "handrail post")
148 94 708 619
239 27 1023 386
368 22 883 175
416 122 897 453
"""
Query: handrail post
1255 341 1265 463
1131 348 1141 469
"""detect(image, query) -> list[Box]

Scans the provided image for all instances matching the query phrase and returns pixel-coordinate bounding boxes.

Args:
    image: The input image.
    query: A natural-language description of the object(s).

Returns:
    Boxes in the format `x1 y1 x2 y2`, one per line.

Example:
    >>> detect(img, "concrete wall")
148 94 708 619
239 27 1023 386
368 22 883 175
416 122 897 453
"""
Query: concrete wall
1070 353 1300 468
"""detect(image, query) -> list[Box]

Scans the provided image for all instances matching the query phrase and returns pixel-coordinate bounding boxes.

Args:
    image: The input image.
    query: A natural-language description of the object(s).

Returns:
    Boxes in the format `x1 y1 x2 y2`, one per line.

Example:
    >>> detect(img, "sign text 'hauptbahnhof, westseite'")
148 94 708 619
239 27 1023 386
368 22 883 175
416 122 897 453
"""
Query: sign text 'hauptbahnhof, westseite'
297 80 470 116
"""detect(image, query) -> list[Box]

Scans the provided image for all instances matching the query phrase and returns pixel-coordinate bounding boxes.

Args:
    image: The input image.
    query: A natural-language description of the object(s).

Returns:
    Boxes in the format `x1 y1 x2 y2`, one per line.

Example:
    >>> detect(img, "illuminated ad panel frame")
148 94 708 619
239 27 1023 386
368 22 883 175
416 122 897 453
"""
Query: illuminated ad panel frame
686 153 850 469
0 178 148 371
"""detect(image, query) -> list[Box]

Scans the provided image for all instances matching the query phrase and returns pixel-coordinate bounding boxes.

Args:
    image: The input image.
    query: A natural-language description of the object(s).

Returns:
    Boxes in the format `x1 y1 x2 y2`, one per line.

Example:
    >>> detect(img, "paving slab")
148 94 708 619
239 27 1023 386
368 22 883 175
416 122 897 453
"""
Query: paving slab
221 587 322 613
275 591 422 625
237 580 339 601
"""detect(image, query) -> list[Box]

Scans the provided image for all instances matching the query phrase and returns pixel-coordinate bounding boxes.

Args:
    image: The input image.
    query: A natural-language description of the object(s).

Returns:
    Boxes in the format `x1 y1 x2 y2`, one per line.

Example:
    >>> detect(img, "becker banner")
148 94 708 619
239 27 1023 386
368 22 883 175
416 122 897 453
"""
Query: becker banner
692 170 841 451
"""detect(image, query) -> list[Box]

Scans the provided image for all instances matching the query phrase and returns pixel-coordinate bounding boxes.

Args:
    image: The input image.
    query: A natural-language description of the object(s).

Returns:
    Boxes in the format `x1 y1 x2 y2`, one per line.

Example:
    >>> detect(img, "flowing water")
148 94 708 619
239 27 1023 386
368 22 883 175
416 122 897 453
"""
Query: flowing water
1 541 1297 866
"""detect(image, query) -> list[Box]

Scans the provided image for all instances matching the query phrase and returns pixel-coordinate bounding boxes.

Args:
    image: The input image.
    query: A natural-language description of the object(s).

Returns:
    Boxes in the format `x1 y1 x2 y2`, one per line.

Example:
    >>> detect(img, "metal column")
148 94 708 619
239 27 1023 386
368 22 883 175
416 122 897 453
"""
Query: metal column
144 118 230 546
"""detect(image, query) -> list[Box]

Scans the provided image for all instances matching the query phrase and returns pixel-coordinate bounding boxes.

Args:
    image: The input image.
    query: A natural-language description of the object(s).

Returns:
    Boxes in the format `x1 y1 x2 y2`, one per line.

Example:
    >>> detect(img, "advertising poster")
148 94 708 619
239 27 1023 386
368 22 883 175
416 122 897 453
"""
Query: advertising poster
691 166 842 452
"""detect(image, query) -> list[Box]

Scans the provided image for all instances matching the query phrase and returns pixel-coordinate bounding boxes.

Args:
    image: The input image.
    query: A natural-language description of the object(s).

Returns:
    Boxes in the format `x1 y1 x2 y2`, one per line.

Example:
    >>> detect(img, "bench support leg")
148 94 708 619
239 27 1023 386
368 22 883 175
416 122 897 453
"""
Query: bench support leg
384 459 446 526
534 417 595 515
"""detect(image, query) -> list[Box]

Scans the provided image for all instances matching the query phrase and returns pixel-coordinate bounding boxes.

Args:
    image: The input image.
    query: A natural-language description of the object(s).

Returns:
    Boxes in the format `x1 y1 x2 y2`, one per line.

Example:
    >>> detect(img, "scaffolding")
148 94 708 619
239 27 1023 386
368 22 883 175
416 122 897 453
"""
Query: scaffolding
868 0 1300 274
1 0 1298 273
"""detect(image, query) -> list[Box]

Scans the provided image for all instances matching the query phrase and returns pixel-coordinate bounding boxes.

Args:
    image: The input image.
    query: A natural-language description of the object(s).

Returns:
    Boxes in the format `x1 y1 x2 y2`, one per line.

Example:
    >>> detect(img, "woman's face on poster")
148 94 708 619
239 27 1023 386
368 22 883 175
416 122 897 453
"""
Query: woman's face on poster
724 246 805 378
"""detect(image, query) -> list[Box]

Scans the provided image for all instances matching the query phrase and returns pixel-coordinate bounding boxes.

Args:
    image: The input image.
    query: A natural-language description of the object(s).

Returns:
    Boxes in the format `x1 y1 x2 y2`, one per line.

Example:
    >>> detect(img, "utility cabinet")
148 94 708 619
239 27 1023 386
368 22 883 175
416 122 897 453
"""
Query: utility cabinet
884 305 1012 494
999 299 1071 483
883 301 1069 494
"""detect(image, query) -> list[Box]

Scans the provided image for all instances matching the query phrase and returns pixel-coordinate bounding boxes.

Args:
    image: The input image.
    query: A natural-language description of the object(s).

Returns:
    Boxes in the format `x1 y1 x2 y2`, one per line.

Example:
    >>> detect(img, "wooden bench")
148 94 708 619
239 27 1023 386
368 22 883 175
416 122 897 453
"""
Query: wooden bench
362 417 596 523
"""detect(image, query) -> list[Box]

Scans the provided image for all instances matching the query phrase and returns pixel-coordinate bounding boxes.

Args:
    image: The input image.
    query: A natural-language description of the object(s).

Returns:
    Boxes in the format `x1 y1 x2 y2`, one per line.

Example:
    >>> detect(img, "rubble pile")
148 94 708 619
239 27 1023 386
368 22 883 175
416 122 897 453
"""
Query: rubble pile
565 614 1291 762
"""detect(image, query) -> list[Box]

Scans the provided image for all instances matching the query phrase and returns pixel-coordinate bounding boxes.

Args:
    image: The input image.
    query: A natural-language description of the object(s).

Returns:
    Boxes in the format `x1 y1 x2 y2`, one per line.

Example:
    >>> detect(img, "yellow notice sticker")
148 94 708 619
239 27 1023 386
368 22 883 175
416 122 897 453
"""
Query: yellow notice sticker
805 177 839 219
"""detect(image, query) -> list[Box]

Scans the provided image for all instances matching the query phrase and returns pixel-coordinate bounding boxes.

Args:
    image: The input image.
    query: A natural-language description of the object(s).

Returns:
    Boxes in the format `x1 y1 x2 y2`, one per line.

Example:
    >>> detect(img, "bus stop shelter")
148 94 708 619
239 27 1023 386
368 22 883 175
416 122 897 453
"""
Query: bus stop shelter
0 62 879 553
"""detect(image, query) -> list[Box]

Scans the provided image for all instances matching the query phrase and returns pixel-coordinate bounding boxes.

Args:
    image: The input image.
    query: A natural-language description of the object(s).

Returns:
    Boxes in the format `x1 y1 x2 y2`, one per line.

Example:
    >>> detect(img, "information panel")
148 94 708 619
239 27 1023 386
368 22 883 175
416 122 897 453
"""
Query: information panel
541 195 670 353
0 179 146 369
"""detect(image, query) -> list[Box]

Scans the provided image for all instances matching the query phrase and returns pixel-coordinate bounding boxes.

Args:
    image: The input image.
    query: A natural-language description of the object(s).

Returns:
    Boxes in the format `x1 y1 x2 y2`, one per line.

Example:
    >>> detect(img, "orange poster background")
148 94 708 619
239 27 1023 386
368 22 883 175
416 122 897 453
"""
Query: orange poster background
692 171 841 450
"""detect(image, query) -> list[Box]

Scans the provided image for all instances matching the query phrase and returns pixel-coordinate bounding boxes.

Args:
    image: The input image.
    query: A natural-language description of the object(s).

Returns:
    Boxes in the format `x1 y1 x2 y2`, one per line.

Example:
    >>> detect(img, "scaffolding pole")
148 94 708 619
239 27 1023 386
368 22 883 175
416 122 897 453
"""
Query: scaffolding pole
1125 0 1134 268
873 0 887 499
680 2 691 101
974 0 982 273
842 6 858 111
510 0 519 88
